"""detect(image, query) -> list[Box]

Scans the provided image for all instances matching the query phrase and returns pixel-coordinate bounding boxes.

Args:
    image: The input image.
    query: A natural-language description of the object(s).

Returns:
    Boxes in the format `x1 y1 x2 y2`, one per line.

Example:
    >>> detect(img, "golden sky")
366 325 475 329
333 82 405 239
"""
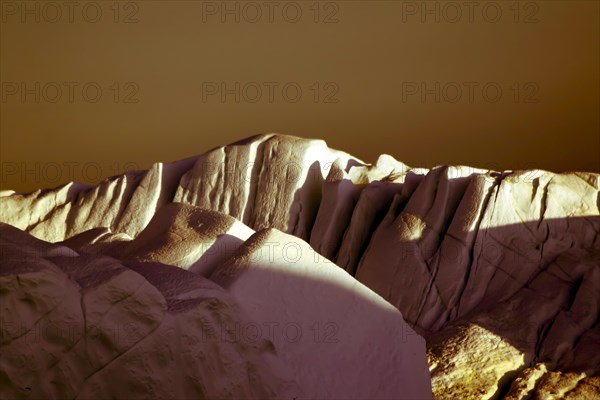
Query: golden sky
1 1 599 192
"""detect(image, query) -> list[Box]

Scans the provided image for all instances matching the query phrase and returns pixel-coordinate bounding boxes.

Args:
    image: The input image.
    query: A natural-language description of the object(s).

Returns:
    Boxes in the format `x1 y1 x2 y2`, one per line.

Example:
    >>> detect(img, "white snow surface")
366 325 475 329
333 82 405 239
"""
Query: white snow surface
1 133 599 399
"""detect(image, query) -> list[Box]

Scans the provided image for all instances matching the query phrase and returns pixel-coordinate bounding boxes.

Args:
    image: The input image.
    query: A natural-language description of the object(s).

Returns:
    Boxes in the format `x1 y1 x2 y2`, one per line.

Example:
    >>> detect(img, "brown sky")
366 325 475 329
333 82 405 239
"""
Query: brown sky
1 0 599 193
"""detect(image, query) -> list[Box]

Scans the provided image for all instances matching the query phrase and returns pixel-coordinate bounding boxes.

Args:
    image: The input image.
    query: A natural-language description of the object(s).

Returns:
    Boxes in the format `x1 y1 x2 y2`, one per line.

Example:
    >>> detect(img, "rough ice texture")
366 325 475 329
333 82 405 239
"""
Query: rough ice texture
0 224 291 399
1 133 599 399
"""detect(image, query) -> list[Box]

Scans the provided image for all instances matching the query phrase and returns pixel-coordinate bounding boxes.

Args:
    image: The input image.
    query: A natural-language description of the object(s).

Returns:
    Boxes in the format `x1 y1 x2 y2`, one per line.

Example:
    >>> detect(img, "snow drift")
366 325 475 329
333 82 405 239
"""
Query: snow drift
1 133 599 399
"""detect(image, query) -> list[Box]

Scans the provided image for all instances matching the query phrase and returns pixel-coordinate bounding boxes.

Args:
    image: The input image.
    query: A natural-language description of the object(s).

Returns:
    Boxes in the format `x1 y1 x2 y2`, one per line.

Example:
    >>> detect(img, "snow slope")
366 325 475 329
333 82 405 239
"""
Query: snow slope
1 133 599 399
